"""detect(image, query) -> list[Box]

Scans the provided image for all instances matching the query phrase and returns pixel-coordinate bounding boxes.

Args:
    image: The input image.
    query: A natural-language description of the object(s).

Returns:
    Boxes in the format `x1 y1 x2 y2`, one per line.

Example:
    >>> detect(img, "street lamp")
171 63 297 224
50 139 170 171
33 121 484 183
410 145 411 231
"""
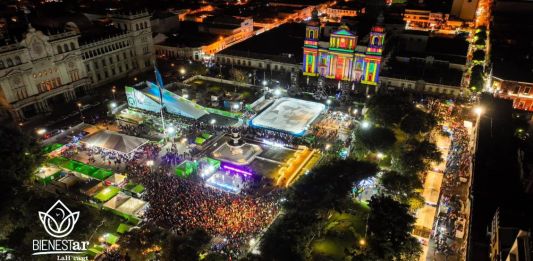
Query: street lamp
474 106 484 116
77 102 84 122
376 152 384 159
232 103 240 110
274 89 282 96
210 119 217 125
179 68 186 76
36 128 47 136
361 121 370 129
110 102 117 108
326 99 332 105
359 238 366 247
262 80 268 86
353 108 359 115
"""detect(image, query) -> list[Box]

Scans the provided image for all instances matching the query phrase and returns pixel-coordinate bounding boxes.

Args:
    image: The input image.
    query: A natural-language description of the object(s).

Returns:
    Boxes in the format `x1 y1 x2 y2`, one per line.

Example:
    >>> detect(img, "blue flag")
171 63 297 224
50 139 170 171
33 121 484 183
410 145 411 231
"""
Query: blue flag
154 65 165 88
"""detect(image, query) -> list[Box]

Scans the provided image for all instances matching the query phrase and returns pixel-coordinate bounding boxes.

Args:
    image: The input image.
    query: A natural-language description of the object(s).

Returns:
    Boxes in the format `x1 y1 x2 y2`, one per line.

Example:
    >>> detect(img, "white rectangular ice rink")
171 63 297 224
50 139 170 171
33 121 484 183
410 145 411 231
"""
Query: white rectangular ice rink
251 97 326 136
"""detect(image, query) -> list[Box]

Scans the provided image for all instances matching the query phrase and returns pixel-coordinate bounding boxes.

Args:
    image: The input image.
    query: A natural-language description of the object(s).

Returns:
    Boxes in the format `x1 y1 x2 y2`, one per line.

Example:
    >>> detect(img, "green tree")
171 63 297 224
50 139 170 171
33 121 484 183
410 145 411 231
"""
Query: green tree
380 171 422 202
366 94 415 127
0 126 43 210
473 49 486 61
161 228 211 261
392 139 442 175
260 159 378 260
400 110 437 135
470 65 485 91
364 195 421 260
354 127 397 153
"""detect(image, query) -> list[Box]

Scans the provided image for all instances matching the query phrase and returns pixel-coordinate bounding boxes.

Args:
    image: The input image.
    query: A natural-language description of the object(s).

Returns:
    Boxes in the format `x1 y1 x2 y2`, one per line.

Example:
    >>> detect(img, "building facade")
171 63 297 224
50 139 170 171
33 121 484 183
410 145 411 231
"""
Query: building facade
302 13 385 86
492 77 533 111
0 10 155 122
82 11 155 88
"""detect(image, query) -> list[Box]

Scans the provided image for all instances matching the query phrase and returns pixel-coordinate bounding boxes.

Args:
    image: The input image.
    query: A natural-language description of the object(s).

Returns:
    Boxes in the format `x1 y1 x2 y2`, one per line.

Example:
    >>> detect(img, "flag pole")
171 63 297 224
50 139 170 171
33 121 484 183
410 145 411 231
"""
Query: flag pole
154 65 166 134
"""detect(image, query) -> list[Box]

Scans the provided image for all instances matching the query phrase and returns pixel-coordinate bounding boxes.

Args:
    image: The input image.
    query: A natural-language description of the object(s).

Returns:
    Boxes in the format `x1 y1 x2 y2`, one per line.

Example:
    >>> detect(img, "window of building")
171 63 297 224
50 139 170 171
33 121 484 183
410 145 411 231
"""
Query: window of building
0 60 4 69
86 64 91 72
94 61 99 69
525 87 531 94
144 21 148 28
6 58 13 67
112 68 116 75
123 53 127 59
64 43 69 52
104 71 109 78
125 63 129 70
136 24 139 30
97 73 101 81
118 65 123 73
102 59 106 66
57 45 63 54
14 56 21 65
70 42 75 50
109 57 113 64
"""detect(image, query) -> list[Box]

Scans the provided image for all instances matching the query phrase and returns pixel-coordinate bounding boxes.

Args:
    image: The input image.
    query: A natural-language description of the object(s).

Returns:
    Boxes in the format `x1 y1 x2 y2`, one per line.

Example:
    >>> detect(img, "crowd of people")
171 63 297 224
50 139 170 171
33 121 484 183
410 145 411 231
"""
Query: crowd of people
432 103 472 257
133 172 280 258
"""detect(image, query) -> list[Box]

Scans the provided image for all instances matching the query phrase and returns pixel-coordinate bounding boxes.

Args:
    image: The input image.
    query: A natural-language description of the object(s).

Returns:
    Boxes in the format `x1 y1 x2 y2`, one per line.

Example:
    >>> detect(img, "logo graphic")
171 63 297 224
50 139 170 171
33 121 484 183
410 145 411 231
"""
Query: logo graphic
38 200 79 238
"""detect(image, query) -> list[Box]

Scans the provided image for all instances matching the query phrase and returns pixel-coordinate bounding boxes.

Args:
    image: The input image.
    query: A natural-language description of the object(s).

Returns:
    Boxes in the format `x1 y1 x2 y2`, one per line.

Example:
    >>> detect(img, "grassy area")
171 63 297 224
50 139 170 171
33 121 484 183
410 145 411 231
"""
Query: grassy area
93 186 120 202
311 201 370 260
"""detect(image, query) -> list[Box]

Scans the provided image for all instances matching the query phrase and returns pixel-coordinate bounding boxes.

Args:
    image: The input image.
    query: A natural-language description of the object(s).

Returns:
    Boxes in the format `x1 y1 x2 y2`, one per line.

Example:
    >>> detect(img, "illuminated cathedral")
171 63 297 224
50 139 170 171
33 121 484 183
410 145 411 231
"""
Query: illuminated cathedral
302 11 385 85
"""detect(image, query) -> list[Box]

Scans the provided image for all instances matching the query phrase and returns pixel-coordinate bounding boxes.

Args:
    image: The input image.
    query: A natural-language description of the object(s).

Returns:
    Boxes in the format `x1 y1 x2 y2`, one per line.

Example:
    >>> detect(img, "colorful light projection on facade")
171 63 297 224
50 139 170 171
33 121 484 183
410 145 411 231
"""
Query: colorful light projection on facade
302 21 385 86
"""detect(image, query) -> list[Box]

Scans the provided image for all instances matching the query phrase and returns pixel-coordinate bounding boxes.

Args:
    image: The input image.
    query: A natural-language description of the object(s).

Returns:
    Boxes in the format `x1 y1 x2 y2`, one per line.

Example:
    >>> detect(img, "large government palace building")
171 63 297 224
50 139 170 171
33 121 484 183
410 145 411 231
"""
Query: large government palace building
0 10 155 122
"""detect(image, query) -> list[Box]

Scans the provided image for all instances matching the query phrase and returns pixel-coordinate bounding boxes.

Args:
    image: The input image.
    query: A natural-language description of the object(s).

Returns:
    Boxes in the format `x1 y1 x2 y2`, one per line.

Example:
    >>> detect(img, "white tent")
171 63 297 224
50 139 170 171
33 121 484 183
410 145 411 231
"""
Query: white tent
81 130 148 154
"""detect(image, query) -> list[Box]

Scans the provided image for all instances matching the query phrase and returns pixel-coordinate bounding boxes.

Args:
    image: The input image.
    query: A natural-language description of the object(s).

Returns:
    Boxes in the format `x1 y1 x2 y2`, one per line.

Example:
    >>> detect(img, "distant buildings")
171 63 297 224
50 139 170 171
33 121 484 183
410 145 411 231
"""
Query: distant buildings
380 31 470 97
403 0 476 33
489 208 532 261
490 0 533 111
155 15 254 61
0 10 155 122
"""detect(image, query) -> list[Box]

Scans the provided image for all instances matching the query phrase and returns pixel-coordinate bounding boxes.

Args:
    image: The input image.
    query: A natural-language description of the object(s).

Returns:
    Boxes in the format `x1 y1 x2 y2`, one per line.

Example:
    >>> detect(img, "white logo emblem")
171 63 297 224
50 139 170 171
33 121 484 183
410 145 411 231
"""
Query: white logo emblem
38 200 79 238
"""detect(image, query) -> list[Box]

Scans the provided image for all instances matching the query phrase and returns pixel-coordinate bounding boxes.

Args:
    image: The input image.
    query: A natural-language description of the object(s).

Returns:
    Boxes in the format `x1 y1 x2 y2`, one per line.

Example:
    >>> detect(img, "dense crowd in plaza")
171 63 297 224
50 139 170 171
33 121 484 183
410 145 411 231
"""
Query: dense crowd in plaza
431 102 472 257
129 169 280 258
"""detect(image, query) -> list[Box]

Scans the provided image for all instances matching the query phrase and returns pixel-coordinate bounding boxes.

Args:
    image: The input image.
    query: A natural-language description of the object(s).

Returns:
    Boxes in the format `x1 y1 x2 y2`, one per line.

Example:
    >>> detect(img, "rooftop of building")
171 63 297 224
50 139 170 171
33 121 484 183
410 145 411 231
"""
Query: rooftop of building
219 22 305 64
491 6 533 83
381 58 463 86
202 15 246 26
78 23 126 45
159 22 219 48
405 0 452 13
160 32 219 48
329 1 365 10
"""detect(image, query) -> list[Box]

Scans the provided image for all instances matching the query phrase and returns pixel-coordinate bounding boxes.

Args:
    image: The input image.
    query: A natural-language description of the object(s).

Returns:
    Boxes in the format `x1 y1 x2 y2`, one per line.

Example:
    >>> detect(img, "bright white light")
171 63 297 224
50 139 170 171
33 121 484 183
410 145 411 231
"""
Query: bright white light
474 106 484 116
210 119 217 125
262 80 268 86
361 121 370 129
233 103 240 109
325 144 331 150
110 102 117 108
183 94 189 99
36 128 47 135
353 109 359 115
326 99 332 105
274 89 282 96
179 68 186 75
146 160 154 167
377 152 384 159
181 138 188 143
167 126 176 134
